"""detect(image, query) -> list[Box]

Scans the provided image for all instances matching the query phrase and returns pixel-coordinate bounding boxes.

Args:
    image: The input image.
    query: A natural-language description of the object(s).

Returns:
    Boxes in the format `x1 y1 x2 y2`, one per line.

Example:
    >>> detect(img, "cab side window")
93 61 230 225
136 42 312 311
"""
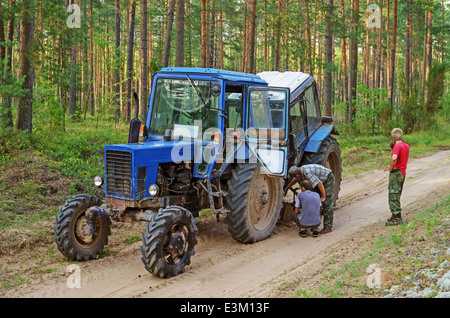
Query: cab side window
225 85 244 129
303 83 321 134
290 101 307 142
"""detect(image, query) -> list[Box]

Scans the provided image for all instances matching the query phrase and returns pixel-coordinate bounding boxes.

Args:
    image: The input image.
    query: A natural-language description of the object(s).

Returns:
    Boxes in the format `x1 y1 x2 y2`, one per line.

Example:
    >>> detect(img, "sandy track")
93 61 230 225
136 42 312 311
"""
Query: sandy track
8 151 450 298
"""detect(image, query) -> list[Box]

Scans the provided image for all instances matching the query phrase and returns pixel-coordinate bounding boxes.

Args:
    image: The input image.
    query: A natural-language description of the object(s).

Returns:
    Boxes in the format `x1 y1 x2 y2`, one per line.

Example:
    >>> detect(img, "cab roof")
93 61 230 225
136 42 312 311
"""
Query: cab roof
158 67 267 85
258 71 314 102
157 67 314 102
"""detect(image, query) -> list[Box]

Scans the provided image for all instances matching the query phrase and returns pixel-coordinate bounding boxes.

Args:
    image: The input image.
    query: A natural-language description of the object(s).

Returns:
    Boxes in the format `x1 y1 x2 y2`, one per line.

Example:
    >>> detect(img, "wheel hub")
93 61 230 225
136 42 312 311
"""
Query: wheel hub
168 231 186 255
75 218 94 245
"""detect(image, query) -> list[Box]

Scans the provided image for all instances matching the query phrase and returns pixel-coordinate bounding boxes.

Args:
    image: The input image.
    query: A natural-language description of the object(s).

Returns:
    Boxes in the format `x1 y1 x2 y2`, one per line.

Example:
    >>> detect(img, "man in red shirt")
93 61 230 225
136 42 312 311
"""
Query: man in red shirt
387 128 410 226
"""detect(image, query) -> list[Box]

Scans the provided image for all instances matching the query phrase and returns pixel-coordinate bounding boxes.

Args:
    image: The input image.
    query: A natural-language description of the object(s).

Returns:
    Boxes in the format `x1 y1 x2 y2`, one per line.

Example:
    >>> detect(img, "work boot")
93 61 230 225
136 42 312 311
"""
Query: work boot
385 216 404 226
319 227 332 234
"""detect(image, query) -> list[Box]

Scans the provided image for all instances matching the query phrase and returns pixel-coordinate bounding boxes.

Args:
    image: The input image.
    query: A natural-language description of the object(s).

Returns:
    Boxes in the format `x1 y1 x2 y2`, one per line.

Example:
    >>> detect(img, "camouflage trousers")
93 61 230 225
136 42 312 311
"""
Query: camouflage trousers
317 173 335 228
388 169 405 217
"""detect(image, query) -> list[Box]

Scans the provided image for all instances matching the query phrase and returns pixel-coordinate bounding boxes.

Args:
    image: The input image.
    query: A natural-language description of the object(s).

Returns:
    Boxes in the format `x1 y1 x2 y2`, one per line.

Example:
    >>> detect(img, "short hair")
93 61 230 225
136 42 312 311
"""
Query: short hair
300 179 312 191
391 128 403 141
288 166 301 177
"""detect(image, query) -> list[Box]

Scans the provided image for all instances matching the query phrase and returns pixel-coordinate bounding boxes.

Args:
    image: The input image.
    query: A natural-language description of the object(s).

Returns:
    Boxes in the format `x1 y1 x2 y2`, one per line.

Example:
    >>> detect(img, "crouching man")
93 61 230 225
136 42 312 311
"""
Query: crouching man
285 164 335 234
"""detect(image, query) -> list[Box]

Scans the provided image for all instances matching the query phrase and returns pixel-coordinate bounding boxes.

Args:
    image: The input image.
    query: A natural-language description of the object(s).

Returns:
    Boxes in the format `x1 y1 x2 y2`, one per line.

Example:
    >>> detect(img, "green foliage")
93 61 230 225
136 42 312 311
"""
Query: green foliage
33 82 64 132
426 62 449 114
31 118 128 181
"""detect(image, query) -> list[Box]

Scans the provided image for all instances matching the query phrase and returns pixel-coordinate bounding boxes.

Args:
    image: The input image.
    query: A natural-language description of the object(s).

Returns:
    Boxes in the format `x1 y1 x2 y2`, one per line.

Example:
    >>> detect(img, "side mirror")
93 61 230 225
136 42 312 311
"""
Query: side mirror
164 129 173 141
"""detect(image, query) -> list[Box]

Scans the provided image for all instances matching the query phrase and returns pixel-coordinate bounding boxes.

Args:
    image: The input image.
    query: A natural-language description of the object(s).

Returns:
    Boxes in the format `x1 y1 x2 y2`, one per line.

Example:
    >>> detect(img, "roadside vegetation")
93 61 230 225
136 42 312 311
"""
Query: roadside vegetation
274 194 450 298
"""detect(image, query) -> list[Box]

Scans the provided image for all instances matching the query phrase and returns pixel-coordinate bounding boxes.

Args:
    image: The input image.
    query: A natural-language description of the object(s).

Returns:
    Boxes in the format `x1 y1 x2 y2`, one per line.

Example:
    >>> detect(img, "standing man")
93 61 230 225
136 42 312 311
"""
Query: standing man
387 128 410 226
285 164 335 234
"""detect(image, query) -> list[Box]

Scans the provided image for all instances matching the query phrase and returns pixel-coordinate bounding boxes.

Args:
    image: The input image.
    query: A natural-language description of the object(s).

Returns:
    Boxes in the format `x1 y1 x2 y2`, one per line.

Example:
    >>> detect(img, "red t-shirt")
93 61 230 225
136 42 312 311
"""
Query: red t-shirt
391 142 410 176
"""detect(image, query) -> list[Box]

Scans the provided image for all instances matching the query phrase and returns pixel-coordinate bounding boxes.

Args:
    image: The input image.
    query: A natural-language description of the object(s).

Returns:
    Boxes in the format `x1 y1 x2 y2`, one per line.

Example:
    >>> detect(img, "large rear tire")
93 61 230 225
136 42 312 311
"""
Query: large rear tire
140 206 198 278
226 163 283 243
54 194 111 261
301 135 342 203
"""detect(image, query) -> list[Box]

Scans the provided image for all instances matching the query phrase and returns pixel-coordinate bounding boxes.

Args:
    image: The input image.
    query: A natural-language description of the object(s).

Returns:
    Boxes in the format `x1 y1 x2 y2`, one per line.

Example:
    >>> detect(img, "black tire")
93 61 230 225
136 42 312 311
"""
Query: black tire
141 206 198 278
225 163 283 243
301 135 342 203
54 194 111 261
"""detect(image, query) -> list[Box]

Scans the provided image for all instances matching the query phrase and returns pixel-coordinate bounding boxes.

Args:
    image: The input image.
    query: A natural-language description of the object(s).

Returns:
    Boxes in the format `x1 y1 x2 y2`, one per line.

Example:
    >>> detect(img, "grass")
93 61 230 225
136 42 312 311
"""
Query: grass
286 194 450 298
0 116 128 229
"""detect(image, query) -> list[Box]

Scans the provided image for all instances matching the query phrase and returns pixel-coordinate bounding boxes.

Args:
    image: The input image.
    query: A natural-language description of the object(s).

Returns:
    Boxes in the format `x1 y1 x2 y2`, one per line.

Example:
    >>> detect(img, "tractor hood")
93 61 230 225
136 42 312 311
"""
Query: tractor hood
105 140 194 166
104 140 195 199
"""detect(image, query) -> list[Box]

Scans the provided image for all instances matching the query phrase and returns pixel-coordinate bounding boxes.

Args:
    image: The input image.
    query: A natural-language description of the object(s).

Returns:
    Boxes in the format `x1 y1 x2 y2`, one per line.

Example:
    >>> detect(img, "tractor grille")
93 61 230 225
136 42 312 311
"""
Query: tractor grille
106 150 132 197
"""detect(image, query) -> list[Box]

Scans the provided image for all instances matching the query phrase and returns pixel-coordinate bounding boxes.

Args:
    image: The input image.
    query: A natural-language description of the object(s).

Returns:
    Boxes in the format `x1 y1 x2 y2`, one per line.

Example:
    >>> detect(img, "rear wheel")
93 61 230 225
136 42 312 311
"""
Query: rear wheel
301 136 342 203
226 163 283 243
54 194 111 261
141 206 198 278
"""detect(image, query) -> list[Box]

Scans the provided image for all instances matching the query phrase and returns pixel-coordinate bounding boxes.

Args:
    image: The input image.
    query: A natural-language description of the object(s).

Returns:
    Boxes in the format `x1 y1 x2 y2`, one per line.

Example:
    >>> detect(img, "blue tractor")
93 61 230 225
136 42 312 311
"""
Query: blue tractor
54 68 341 278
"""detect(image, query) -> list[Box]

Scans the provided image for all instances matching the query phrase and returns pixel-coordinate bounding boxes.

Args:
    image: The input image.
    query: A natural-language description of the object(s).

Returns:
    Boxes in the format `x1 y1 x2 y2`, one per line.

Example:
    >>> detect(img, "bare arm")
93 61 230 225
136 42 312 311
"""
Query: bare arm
317 181 326 202
284 176 299 194
389 153 398 172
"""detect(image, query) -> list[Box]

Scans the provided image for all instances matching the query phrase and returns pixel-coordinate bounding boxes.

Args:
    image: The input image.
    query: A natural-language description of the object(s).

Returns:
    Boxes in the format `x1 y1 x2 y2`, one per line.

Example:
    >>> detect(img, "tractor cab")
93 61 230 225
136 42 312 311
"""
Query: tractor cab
143 67 292 180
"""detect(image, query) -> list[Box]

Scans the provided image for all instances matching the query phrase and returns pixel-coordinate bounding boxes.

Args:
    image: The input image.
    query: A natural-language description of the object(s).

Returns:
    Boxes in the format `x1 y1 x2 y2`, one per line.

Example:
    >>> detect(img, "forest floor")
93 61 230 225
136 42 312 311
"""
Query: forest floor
0 148 449 299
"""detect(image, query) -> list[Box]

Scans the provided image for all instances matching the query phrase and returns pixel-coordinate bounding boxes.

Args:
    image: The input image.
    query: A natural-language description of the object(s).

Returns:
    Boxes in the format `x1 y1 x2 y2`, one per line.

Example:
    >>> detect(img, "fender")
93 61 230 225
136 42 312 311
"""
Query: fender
304 124 337 153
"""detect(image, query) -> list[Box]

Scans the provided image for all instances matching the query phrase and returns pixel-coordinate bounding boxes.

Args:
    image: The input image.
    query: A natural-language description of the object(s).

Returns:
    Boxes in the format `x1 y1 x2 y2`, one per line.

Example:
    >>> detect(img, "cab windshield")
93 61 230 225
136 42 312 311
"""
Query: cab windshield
149 78 219 140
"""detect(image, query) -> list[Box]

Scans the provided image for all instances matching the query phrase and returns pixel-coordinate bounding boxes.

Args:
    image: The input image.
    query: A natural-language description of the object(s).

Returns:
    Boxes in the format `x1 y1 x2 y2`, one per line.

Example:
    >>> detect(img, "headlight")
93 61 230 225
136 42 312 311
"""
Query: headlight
148 184 159 196
94 175 103 187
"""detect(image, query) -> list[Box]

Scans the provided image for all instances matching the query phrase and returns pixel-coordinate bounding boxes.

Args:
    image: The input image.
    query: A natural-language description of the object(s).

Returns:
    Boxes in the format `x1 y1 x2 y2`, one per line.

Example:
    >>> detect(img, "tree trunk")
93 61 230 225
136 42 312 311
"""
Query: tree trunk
242 0 248 72
364 0 370 88
163 0 175 67
89 0 95 116
423 0 433 104
376 1 382 92
209 0 216 68
140 0 148 120
247 0 257 74
340 0 348 110
323 0 334 117
1 0 15 128
125 0 136 122
185 0 192 67
348 0 359 123
388 0 397 108
201 0 207 68
175 0 184 67
274 0 283 71
305 0 312 74
16 0 34 133
114 0 121 121
219 10 224 69
69 0 77 120
0 3 5 62
386 0 390 91
404 0 412 97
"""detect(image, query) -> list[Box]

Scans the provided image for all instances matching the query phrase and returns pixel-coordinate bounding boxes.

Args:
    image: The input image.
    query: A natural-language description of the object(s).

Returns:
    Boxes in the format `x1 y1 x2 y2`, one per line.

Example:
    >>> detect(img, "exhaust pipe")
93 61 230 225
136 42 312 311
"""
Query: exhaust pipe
128 91 141 143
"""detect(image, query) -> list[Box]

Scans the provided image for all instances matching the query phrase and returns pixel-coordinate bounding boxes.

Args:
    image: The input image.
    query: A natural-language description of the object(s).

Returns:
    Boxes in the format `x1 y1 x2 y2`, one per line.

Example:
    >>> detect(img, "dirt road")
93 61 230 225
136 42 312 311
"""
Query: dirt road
5 150 450 298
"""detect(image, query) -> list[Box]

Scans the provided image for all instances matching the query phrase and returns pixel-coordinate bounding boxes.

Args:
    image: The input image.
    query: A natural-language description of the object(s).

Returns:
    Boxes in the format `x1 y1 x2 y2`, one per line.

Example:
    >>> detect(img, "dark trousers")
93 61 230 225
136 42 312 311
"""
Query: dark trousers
388 169 405 217
312 172 335 228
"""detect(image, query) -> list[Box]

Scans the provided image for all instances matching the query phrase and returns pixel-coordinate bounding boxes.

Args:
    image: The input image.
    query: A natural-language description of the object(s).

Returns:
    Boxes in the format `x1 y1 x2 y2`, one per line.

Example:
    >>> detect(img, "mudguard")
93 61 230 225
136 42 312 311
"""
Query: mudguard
304 124 335 153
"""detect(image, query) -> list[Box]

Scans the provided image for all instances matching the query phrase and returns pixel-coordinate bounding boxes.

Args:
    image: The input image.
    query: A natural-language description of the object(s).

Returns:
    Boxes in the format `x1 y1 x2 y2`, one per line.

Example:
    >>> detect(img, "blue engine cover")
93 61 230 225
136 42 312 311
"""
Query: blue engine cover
104 140 194 199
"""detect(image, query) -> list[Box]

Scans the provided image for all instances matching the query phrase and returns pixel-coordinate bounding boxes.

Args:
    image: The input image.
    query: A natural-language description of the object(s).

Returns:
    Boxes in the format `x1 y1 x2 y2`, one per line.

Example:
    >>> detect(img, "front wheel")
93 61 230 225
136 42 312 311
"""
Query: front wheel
54 194 111 261
141 206 198 278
